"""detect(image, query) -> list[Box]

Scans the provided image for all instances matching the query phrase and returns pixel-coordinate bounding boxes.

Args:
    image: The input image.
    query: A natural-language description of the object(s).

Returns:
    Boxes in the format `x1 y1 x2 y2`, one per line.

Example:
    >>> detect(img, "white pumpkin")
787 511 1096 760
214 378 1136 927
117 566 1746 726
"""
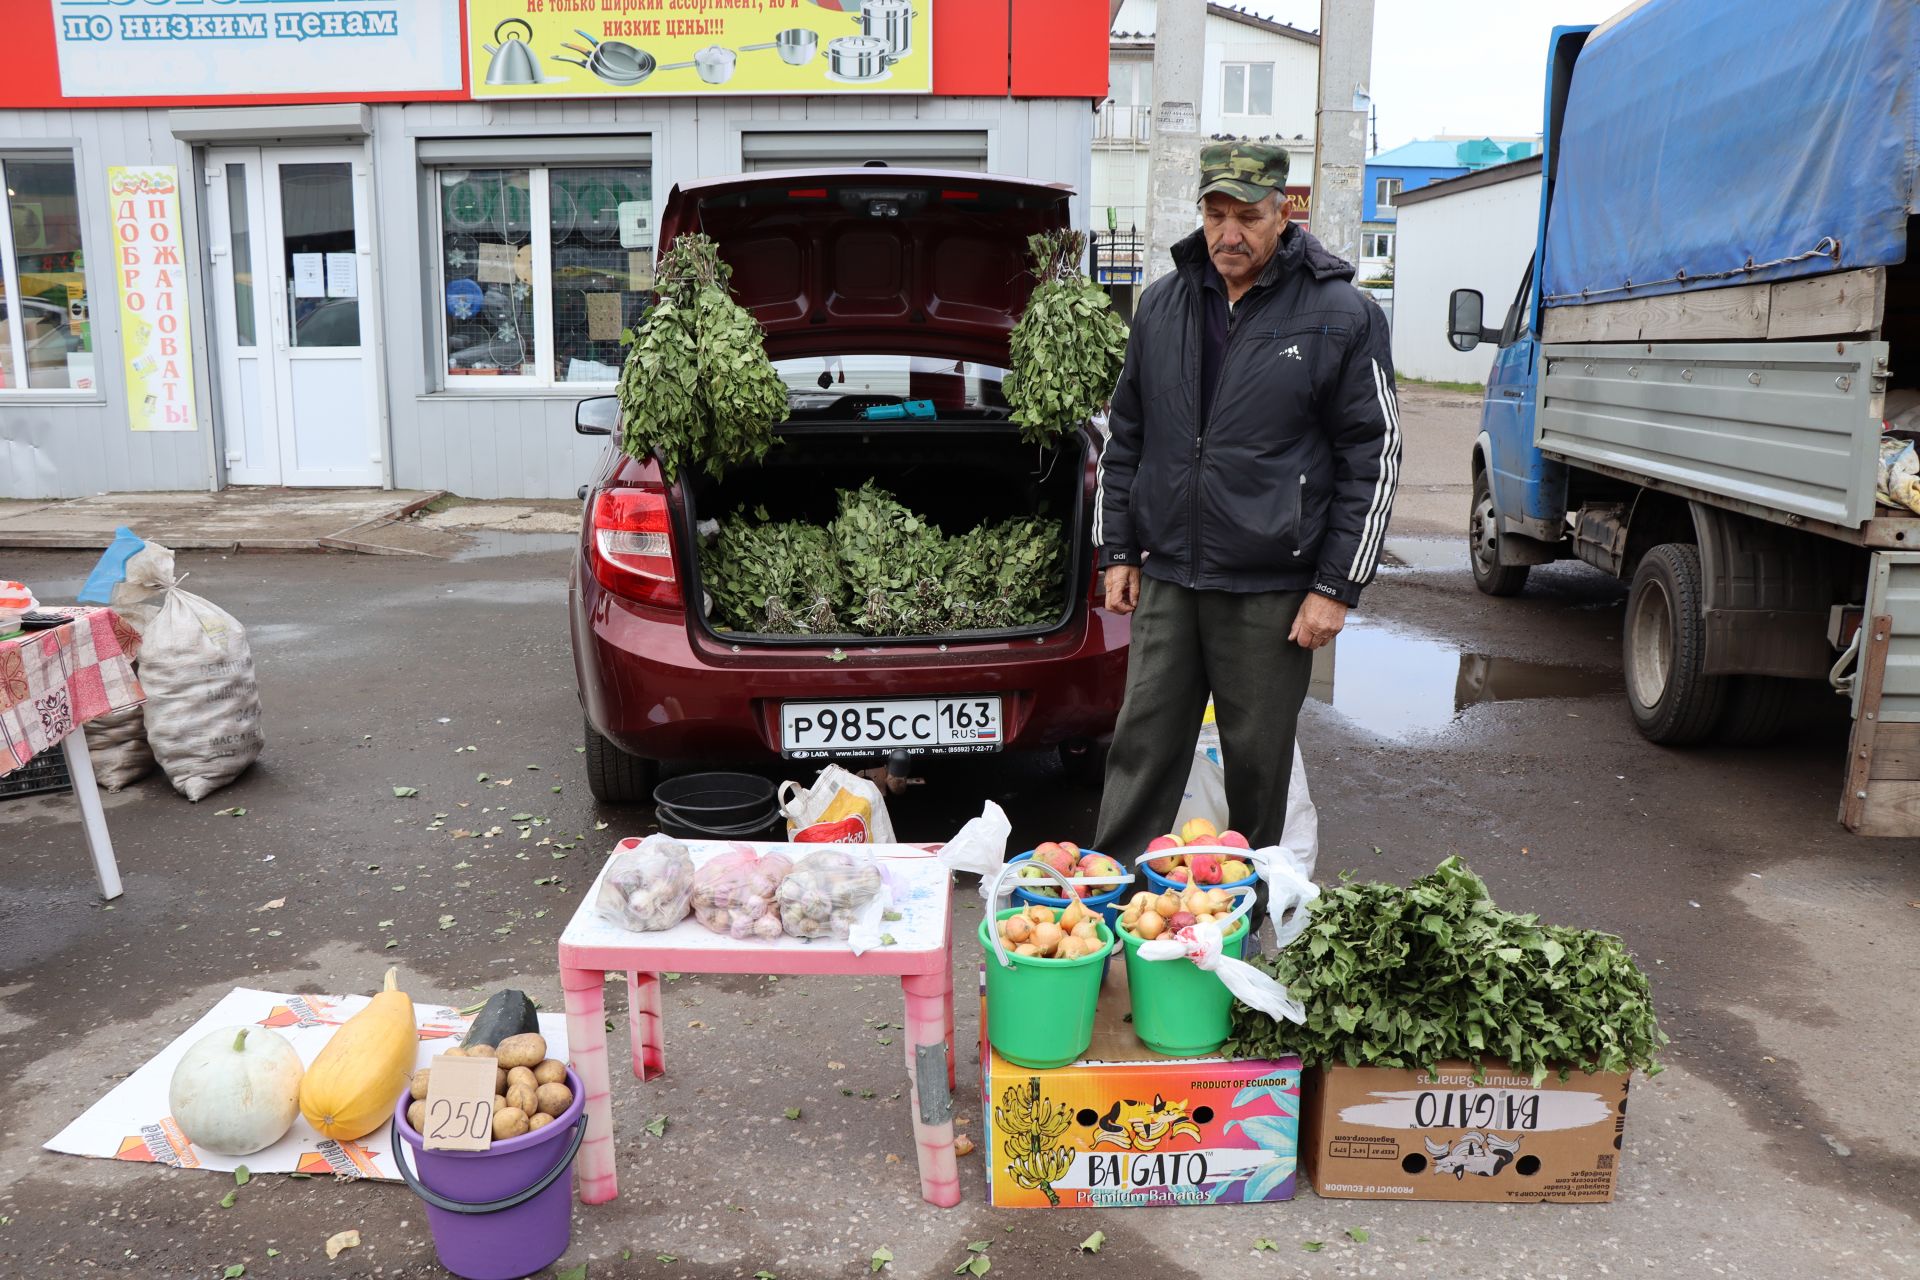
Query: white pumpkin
168 1025 305 1156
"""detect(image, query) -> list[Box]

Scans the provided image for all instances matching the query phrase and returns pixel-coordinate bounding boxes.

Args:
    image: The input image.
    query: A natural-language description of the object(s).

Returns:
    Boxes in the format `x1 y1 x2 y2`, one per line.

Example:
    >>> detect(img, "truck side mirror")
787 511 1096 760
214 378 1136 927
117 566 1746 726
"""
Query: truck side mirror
575 395 618 436
1448 289 1494 352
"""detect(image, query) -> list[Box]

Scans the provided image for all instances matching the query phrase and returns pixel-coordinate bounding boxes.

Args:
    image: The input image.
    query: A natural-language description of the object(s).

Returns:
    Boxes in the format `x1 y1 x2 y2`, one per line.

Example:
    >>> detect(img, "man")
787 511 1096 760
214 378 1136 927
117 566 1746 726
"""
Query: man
1094 141 1401 865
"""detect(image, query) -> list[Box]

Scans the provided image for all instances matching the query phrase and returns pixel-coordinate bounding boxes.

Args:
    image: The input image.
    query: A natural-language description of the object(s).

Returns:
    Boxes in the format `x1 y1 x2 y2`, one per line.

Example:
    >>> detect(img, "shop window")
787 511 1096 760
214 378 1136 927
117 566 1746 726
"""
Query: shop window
436 164 651 388
0 155 94 392
1222 63 1274 117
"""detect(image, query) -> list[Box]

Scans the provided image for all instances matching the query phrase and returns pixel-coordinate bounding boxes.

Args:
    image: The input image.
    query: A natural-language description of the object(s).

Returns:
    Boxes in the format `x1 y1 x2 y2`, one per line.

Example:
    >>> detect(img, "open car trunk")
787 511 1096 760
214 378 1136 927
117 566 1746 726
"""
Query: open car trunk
681 420 1091 645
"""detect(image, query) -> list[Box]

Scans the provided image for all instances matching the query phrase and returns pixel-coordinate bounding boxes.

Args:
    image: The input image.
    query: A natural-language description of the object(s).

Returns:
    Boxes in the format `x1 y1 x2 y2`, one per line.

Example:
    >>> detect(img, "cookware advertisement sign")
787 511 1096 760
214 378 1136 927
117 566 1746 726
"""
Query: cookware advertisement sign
50 0 462 98
468 0 933 98
106 167 197 433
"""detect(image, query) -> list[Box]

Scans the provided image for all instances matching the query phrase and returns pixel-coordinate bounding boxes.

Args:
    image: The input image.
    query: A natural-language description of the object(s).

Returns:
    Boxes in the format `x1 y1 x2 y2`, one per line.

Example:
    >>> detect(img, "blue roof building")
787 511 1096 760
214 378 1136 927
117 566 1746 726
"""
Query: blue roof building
1365 137 1539 223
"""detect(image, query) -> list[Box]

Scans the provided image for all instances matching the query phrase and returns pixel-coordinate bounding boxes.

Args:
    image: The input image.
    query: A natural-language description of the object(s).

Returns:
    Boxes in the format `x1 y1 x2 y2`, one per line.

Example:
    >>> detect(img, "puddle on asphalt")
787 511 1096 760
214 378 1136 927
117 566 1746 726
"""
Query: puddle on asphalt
449 530 578 561
1378 537 1467 572
1309 620 1617 740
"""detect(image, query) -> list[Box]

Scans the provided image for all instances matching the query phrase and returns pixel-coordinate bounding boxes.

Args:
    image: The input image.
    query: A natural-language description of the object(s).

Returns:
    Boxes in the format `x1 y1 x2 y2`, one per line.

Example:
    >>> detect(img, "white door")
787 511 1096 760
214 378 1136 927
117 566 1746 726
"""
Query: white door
205 147 382 487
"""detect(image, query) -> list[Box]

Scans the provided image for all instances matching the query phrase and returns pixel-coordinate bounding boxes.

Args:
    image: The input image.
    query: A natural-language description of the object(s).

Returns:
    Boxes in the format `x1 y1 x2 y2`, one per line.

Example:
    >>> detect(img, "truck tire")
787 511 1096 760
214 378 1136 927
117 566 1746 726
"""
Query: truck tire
583 717 659 806
1623 543 1725 744
1470 470 1530 597
1715 675 1794 747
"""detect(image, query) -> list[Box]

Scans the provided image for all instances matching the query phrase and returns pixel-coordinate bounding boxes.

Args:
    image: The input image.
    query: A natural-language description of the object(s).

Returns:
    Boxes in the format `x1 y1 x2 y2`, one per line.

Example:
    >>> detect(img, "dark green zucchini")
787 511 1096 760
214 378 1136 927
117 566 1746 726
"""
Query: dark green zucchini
463 989 539 1047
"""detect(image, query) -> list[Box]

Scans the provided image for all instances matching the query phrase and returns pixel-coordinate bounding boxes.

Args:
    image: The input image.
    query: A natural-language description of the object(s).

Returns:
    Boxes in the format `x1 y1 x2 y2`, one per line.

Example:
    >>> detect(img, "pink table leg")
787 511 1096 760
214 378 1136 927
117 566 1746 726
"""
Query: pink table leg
941 960 956 1090
561 965 618 1204
626 970 665 1081
902 968 961 1207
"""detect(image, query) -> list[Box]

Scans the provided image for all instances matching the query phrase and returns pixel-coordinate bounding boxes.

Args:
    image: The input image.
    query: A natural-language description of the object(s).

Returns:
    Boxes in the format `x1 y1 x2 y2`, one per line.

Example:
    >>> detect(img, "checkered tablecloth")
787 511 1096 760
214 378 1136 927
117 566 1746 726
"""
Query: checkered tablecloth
0 608 144 776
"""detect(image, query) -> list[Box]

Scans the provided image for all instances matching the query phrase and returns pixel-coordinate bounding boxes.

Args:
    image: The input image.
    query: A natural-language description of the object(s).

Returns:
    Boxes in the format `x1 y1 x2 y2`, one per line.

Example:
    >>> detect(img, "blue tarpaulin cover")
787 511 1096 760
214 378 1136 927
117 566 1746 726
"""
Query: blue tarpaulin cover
1542 0 1919 307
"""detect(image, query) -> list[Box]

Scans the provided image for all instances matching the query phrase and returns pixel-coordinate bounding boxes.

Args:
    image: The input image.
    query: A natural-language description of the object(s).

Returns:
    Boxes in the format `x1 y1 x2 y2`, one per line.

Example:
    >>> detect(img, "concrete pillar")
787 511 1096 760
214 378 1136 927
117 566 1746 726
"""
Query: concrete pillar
1144 0 1206 287
1312 0 1376 265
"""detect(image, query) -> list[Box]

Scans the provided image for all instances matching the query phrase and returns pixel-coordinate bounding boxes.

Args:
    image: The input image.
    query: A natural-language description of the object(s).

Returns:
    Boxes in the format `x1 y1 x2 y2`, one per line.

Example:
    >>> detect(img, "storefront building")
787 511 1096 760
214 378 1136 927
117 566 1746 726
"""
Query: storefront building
0 1 1107 499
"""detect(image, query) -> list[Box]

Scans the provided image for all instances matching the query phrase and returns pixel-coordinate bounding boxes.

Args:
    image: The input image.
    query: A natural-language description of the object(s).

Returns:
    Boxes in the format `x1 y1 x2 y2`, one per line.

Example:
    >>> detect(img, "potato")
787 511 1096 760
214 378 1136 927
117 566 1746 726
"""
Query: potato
409 1070 431 1101
492 1107 530 1140
441 1046 467 1059
407 1101 426 1134
497 1033 547 1070
506 1083 540 1115
496 1066 509 1094
528 1113 555 1131
534 1059 567 1086
464 1043 497 1059
535 1081 573 1117
494 1093 509 1114
507 1066 538 1091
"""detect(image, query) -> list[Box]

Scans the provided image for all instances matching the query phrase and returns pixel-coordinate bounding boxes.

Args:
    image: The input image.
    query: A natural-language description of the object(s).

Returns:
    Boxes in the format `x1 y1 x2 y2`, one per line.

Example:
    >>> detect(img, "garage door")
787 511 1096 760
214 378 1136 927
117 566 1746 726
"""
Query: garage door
740 131 988 173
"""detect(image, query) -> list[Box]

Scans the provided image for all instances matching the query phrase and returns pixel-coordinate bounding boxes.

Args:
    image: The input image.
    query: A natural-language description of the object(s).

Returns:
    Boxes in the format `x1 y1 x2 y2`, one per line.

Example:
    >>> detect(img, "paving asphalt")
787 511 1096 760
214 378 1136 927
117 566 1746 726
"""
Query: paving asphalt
2 388 1917 1279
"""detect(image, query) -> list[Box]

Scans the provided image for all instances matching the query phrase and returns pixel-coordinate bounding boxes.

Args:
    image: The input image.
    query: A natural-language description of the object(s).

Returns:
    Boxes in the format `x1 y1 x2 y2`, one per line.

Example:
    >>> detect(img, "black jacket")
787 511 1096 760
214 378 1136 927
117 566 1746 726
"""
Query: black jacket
1096 225 1402 605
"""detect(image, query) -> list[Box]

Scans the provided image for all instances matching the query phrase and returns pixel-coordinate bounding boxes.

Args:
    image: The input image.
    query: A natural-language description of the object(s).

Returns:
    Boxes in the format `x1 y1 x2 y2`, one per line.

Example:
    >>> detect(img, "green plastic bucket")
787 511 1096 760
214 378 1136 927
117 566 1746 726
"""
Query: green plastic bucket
979 860 1113 1069
1118 871 1256 1057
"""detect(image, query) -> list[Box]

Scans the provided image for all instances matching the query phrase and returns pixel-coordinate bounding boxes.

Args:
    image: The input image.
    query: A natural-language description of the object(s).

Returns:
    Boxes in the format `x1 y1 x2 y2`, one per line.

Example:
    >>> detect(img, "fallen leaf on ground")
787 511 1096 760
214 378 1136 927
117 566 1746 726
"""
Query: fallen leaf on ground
265 1248 279 1258
1346 1227 1371 1243
438 915 455 930
1301 1241 1325 1253
784 1107 802 1120
215 807 247 817
644 1115 668 1137
392 786 420 798
870 1246 894 1272
256 898 284 912
1079 1230 1104 1253
218 1190 236 1208
1252 1239 1277 1252
325 1230 360 1261
233 1166 250 1186
222 1267 244 1279
954 1134 974 1156
554 1266 587 1280
594 820 609 830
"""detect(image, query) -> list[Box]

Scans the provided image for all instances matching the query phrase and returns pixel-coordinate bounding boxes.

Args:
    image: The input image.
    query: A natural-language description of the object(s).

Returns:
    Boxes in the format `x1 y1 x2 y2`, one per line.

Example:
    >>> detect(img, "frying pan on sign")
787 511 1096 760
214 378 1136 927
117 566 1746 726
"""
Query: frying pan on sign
555 30 696 87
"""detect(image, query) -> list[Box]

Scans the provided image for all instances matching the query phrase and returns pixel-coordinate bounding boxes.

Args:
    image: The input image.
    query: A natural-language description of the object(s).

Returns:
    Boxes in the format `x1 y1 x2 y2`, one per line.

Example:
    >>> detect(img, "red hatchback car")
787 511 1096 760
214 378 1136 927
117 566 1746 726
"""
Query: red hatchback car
568 169 1131 803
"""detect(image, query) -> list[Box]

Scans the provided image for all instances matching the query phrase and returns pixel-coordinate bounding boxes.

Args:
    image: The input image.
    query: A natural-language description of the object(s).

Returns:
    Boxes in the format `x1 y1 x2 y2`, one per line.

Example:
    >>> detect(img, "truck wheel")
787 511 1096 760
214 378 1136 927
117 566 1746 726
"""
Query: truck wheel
583 718 659 806
1715 675 1794 747
1624 543 1725 744
1469 470 1530 597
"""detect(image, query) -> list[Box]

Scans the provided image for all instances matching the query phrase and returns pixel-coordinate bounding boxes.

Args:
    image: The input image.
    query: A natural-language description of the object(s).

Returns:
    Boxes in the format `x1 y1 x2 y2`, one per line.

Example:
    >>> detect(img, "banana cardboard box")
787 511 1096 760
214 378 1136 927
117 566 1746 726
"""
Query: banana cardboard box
1301 1061 1630 1203
978 965 1301 1209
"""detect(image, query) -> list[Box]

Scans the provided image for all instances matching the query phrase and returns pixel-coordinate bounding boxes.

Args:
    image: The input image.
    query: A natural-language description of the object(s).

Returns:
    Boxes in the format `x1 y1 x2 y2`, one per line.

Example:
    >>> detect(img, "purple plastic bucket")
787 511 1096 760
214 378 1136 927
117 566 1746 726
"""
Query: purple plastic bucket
390 1067 587 1280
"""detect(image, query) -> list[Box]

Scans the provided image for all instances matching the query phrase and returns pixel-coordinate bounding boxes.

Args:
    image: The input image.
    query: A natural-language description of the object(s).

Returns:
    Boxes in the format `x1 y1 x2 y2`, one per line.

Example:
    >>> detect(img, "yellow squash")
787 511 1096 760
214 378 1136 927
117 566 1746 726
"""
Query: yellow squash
299 967 415 1141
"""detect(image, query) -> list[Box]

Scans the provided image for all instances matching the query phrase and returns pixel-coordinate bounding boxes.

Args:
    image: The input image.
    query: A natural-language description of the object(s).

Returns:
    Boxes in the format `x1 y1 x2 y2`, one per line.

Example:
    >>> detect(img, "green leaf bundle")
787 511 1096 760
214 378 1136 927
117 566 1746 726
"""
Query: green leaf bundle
1003 230 1130 447
697 484 1068 637
618 234 789 483
1224 857 1667 1084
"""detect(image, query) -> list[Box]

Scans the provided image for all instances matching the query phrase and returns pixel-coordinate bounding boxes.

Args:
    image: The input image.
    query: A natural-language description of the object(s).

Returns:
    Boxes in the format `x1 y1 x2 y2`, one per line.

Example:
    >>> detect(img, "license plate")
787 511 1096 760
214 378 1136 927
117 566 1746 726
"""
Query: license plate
780 696 1003 757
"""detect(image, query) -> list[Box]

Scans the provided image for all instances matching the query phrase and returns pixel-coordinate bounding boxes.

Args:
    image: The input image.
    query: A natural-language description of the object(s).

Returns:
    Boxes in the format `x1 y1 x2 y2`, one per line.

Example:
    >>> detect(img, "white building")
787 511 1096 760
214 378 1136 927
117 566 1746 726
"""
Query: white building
1094 1 1320 307
1389 156 1543 384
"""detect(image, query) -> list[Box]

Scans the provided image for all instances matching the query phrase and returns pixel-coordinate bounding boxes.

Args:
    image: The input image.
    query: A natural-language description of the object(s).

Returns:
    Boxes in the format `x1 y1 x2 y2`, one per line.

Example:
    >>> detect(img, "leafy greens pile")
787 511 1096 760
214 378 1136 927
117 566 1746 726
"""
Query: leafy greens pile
1003 230 1130 447
700 482 1068 637
617 234 789 483
1224 857 1667 1084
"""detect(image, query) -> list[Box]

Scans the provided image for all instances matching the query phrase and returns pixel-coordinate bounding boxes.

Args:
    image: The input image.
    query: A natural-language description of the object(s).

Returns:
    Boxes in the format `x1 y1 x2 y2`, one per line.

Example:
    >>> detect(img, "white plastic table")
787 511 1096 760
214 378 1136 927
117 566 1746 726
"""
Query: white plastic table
557 842 960 1207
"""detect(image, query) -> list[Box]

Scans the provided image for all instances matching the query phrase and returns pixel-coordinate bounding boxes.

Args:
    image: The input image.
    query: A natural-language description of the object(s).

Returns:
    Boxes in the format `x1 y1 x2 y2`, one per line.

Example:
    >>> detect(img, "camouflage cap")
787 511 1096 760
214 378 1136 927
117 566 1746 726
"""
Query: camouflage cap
1197 140 1290 203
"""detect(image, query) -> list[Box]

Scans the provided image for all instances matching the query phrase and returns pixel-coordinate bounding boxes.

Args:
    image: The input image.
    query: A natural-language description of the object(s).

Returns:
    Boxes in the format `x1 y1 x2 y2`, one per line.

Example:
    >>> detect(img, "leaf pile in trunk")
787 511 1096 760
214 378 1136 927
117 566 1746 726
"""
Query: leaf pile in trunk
617 234 789 483
1223 856 1667 1084
1003 230 1130 447
698 484 1067 637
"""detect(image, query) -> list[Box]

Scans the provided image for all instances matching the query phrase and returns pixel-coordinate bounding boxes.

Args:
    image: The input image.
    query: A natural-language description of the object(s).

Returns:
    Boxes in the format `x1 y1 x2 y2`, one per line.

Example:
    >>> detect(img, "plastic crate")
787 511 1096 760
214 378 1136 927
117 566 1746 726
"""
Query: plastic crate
0 749 72 801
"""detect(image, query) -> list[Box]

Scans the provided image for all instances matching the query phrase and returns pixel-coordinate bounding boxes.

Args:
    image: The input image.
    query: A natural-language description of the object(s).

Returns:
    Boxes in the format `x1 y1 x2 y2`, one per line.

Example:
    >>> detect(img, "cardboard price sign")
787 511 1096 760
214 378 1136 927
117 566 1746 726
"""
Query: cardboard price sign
421 1054 497 1151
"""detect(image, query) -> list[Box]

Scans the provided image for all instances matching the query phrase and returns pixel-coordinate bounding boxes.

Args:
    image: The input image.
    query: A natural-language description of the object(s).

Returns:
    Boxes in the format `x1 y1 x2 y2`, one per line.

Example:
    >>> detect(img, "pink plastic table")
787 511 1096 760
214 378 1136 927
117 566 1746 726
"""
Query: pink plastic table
557 842 960 1207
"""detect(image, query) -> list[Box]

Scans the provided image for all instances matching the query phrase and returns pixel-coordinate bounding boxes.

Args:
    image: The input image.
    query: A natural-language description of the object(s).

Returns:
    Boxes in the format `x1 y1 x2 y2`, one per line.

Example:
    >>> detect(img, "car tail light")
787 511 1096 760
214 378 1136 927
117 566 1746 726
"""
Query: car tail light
590 487 684 610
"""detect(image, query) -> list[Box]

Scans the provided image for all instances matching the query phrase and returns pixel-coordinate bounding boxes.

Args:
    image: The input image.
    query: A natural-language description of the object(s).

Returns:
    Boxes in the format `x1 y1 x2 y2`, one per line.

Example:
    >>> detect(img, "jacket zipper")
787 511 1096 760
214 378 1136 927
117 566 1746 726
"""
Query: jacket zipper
1188 280 1285 587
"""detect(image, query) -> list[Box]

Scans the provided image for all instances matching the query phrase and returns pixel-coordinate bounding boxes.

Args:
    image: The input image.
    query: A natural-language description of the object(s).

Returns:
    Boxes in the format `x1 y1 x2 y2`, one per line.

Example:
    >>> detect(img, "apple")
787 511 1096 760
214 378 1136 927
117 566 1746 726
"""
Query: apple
1221 858 1252 883
1152 832 1185 849
1216 829 1251 850
1180 817 1218 845
1061 841 1081 858
1042 846 1078 878
1189 853 1223 886
1167 865 1191 884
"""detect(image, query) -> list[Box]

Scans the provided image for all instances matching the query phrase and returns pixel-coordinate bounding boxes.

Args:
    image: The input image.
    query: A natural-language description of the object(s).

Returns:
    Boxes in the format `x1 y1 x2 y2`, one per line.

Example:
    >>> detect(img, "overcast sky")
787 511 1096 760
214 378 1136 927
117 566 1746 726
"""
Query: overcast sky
1251 0 1626 150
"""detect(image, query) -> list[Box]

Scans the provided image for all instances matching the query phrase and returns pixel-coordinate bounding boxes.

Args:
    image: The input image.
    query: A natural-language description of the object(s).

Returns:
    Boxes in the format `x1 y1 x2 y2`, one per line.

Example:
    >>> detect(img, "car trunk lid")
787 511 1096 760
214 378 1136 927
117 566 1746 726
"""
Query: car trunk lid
652 168 1074 368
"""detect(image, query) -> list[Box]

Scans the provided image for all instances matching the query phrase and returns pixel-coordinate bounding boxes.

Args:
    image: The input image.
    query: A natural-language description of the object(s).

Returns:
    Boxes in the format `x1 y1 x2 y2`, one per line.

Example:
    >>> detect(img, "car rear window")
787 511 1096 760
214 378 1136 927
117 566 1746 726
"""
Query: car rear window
776 355 1009 411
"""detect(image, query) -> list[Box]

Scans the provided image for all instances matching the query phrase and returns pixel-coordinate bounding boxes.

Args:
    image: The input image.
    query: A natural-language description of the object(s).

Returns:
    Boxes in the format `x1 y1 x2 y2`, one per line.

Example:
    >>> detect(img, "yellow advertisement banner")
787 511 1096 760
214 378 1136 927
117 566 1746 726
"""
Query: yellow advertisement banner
106 166 198 433
469 0 932 98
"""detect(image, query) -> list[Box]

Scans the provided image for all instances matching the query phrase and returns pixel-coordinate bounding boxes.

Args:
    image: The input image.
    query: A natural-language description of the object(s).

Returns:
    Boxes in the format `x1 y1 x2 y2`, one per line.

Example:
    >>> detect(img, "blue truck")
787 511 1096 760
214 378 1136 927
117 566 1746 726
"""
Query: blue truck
1447 0 1920 833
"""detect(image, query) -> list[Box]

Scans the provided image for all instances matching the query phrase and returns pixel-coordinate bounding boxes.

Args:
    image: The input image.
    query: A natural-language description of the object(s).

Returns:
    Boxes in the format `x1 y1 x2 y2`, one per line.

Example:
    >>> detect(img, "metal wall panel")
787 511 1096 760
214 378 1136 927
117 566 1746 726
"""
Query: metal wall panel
1538 340 1887 528
1862 552 1920 722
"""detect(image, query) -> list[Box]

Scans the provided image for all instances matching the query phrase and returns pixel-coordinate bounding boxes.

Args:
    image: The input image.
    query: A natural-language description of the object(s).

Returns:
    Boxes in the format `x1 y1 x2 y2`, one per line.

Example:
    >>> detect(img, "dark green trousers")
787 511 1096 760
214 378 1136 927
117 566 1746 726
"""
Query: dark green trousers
1094 576 1314 861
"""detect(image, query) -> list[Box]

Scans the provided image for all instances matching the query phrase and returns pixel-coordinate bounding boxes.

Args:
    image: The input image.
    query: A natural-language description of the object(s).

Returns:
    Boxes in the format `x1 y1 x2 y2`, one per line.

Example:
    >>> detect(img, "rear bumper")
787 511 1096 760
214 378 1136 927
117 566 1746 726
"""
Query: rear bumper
570 568 1130 762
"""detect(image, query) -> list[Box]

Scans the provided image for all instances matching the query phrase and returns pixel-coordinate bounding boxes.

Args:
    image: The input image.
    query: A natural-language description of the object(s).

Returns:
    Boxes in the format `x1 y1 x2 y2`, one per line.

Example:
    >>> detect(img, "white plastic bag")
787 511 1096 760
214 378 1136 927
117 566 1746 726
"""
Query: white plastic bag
596 835 697 932
778 764 896 844
127 542 265 801
776 847 885 940
940 800 1010 886
1173 699 1320 873
1137 918 1307 1024
1879 435 1920 514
